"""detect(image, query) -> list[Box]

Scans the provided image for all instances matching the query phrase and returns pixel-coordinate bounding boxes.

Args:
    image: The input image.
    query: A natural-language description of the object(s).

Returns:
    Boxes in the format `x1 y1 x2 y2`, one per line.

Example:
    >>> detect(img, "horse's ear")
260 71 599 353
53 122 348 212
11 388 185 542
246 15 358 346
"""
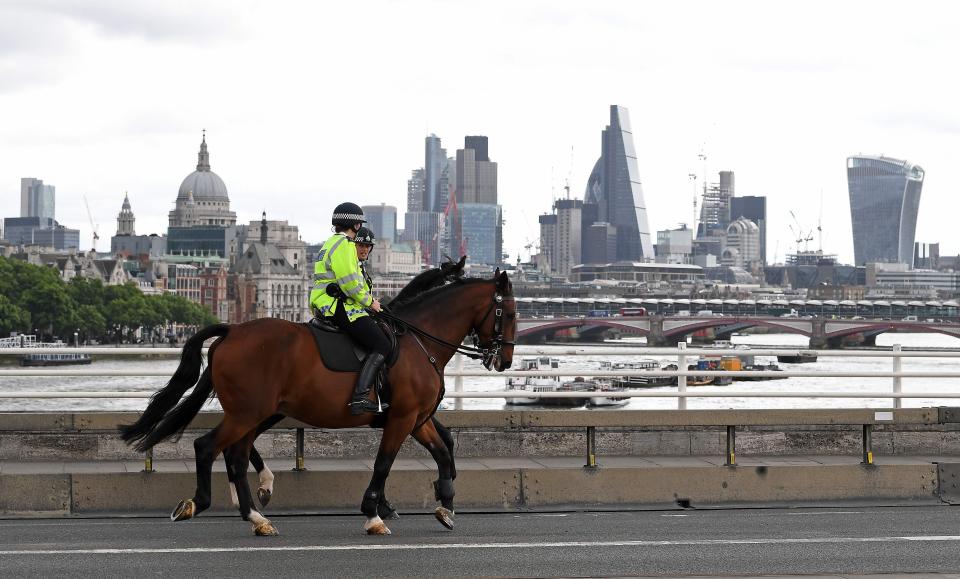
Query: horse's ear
497 270 509 291
457 255 466 268
493 267 500 278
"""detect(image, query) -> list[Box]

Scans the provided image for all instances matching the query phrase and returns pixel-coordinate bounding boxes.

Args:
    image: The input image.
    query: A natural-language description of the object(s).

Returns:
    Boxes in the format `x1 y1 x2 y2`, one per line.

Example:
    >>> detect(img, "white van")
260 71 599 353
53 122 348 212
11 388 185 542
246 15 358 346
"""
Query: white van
696 310 714 317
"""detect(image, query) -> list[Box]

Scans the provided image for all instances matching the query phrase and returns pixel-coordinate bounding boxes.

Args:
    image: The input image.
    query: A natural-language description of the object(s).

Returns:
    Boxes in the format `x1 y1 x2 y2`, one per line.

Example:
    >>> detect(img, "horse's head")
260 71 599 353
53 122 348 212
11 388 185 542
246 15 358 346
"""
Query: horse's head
471 269 516 371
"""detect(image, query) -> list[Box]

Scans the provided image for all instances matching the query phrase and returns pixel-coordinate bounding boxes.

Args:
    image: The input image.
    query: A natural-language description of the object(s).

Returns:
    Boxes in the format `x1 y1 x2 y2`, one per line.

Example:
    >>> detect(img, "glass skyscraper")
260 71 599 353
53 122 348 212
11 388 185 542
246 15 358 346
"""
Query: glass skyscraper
584 105 655 261
846 156 924 267
20 178 55 221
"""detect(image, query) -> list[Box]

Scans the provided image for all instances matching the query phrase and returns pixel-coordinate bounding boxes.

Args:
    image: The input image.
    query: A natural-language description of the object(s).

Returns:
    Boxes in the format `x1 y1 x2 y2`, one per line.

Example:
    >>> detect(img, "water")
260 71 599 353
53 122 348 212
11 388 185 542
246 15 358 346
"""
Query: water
2 333 960 412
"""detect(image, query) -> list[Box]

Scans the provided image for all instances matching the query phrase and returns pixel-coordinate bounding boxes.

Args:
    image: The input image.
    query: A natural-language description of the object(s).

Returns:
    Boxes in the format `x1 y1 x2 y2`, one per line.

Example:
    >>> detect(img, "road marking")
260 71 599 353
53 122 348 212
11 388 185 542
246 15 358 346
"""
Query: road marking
783 511 867 517
3 535 960 556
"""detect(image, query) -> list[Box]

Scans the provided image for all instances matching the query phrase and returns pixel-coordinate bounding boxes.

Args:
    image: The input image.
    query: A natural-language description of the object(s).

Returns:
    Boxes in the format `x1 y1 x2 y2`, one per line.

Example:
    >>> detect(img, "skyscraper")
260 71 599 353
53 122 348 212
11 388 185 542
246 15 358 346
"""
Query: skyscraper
584 105 654 261
458 203 501 265
846 156 924 266
20 178 55 220
456 137 497 204
552 199 582 276
362 204 398 243
424 135 446 213
406 168 424 212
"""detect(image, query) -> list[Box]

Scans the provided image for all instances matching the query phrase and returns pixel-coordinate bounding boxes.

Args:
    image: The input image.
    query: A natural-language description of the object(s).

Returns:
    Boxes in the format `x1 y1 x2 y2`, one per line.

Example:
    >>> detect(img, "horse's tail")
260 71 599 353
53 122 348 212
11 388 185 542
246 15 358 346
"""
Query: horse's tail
118 324 229 452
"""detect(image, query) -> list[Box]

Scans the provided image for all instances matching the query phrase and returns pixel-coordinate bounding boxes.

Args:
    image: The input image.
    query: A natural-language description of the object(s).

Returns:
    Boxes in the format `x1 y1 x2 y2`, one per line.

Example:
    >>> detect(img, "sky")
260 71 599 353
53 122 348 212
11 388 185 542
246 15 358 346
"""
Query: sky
2 0 958 266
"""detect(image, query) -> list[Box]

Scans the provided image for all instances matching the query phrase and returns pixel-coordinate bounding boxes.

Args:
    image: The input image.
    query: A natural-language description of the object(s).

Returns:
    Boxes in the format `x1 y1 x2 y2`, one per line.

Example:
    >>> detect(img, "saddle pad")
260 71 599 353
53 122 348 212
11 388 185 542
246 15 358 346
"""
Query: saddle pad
306 321 365 372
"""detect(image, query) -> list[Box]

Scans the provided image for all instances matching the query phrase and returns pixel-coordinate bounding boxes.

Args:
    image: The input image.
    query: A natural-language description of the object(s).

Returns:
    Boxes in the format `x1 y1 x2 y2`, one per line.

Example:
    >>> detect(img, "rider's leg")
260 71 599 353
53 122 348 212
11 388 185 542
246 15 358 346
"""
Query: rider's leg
332 305 392 415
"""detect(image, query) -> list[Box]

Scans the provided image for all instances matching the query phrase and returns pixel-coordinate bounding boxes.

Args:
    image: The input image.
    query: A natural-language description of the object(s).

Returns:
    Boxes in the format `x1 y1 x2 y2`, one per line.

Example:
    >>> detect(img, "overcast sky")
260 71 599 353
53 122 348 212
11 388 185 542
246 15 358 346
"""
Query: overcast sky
2 0 958 265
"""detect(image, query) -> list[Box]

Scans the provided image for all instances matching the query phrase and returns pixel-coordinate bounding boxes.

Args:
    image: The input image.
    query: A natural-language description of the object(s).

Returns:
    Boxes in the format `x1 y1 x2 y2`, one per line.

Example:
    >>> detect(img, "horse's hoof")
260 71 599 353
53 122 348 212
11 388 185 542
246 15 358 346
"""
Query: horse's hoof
170 499 195 522
257 488 272 508
254 522 279 536
434 506 455 530
364 516 392 536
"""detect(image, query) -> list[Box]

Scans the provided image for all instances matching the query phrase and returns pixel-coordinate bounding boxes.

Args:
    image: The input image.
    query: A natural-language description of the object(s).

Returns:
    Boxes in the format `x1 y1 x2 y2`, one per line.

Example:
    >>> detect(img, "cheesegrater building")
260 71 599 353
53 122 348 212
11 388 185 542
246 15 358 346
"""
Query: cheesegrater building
584 105 655 261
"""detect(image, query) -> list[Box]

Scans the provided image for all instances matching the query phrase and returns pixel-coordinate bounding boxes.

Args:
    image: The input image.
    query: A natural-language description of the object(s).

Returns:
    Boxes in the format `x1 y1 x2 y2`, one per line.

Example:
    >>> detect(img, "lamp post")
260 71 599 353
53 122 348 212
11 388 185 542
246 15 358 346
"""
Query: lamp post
74 331 79 348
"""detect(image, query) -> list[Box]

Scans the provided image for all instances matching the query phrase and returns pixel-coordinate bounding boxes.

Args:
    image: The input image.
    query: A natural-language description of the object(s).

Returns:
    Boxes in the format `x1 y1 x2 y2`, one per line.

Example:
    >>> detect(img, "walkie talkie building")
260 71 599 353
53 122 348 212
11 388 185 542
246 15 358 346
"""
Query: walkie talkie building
846 156 924 267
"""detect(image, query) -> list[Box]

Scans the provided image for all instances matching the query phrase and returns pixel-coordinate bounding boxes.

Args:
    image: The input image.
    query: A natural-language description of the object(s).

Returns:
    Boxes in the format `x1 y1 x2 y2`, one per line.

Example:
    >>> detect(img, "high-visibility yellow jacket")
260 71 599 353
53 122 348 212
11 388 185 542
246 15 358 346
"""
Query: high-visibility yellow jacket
309 233 373 322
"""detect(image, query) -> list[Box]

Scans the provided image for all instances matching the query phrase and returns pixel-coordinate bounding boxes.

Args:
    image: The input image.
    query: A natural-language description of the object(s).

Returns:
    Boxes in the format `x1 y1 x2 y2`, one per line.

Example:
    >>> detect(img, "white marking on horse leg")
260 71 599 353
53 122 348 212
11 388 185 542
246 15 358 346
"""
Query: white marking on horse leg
258 465 275 494
249 510 278 536
364 515 391 535
229 483 239 508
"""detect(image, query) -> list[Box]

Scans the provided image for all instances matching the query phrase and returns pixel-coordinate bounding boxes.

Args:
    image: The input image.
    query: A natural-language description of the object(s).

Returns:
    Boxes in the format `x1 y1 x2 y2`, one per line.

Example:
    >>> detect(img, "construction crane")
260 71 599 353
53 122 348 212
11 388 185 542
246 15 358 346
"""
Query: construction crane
688 173 698 228
788 211 814 252
83 195 99 252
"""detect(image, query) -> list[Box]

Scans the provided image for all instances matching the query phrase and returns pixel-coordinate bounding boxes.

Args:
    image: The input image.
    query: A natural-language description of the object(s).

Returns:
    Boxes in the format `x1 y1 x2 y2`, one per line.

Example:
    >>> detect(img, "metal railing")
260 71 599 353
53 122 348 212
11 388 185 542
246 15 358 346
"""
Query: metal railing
2 344 960 410
2 344 958 472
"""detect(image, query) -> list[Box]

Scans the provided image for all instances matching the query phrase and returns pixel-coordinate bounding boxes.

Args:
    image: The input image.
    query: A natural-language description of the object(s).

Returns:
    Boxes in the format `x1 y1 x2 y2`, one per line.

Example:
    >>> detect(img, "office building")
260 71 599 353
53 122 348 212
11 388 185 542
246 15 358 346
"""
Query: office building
730 195 767 264
424 135 446 213
537 213 557 272
406 169 424 212
456 136 498 204
583 105 655 261
583 222 617 264
847 155 924 266
547 199 582 276
362 204 398 244
655 225 693 264
720 218 761 269
458 203 501 266
3 216 79 250
401 210 443 265
20 178 55 221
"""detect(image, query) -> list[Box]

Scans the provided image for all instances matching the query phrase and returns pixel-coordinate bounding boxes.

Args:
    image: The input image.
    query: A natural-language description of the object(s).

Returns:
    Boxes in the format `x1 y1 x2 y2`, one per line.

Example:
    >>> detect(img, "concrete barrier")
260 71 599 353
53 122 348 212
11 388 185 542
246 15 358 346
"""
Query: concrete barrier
0 410 954 516
0 409 952 463
0 461 945 517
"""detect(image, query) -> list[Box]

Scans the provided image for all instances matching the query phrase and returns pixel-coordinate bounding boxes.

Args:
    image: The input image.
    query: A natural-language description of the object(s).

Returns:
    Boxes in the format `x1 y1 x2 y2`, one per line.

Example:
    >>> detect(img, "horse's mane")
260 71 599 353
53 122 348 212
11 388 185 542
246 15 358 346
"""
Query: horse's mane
388 256 466 309
390 277 492 313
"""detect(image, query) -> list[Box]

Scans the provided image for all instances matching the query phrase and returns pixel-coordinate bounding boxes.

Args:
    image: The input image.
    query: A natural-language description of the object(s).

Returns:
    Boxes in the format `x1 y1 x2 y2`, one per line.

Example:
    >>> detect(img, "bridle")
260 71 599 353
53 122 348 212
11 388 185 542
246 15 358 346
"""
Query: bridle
376 287 516 371
469 291 516 370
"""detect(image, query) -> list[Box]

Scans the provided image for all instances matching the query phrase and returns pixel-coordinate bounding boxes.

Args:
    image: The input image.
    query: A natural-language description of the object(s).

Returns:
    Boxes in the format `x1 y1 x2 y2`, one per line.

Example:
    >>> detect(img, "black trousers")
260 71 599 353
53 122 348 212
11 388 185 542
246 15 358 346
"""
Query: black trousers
332 303 392 357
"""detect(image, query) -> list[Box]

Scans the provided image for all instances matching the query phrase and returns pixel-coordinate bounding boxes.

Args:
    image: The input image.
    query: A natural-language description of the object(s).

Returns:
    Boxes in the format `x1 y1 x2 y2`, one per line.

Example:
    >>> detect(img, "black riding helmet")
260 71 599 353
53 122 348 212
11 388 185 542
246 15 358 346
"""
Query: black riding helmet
331 202 366 228
354 226 376 246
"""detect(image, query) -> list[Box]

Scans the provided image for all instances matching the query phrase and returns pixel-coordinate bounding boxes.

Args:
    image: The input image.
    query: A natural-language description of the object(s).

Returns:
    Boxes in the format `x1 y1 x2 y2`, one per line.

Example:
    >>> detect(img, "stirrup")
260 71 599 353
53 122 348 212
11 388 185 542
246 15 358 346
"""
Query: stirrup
349 398 389 415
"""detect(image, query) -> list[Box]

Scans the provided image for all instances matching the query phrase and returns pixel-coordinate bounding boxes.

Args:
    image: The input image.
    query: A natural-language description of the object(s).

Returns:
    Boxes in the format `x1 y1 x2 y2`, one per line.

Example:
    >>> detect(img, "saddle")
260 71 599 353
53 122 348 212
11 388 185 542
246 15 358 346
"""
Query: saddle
304 316 399 373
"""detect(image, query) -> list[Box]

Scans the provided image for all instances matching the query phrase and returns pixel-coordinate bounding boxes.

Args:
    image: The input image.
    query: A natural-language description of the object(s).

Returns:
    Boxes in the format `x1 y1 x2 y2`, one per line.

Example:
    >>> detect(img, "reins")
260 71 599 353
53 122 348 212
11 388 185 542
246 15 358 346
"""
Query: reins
375 308 487 361
375 287 516 366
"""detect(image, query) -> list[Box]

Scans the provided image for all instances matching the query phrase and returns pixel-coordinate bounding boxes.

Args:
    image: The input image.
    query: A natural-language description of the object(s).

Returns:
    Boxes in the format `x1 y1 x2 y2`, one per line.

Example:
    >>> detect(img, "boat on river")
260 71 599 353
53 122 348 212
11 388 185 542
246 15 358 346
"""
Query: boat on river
600 360 674 388
0 335 92 367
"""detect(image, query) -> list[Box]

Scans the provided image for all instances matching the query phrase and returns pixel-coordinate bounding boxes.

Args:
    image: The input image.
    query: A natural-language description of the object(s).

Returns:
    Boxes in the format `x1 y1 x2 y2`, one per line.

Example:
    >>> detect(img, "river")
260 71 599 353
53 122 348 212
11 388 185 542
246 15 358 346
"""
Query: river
2 333 959 412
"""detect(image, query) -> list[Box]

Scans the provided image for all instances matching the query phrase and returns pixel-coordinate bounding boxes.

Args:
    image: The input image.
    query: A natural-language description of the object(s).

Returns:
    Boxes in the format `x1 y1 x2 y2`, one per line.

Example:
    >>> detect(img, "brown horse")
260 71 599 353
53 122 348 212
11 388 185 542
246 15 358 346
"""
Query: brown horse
119 270 516 536
244 257 467 513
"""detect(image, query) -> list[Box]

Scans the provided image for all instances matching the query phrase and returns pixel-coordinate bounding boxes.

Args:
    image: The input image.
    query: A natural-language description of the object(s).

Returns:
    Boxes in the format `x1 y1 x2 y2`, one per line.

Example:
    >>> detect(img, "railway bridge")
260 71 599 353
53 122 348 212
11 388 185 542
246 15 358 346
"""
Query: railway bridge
518 315 960 347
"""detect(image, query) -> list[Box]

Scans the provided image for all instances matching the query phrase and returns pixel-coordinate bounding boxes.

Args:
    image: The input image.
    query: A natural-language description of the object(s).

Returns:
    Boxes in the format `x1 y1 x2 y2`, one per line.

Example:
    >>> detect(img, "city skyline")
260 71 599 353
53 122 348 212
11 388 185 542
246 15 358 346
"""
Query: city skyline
2 1 959 265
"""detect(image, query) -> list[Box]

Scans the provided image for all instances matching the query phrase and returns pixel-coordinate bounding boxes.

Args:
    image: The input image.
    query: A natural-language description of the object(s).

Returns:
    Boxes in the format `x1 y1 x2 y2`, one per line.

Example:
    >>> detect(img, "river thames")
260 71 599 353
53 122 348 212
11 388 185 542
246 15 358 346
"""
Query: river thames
1 333 959 412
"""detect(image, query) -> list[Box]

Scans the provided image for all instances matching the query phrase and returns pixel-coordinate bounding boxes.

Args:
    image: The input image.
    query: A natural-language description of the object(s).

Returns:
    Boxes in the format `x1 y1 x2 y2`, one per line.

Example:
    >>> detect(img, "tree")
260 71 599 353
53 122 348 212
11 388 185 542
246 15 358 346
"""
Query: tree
67 277 106 308
0 294 30 336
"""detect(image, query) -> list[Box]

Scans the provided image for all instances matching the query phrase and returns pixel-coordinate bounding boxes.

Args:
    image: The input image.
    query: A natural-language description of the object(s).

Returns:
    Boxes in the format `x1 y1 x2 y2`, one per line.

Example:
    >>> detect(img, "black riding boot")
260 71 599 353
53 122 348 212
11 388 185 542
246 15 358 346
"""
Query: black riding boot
350 352 388 415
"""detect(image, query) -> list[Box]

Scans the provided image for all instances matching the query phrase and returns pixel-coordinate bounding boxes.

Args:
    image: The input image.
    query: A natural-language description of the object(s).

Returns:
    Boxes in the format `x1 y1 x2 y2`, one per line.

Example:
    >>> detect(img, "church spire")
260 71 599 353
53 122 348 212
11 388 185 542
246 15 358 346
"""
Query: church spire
260 211 268 245
196 129 210 172
117 191 135 236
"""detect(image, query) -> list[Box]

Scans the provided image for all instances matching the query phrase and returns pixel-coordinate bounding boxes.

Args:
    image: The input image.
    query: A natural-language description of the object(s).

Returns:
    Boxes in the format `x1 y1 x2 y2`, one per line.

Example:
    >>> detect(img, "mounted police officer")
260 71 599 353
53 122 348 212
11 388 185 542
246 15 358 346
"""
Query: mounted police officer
310 203 392 415
354 226 375 292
